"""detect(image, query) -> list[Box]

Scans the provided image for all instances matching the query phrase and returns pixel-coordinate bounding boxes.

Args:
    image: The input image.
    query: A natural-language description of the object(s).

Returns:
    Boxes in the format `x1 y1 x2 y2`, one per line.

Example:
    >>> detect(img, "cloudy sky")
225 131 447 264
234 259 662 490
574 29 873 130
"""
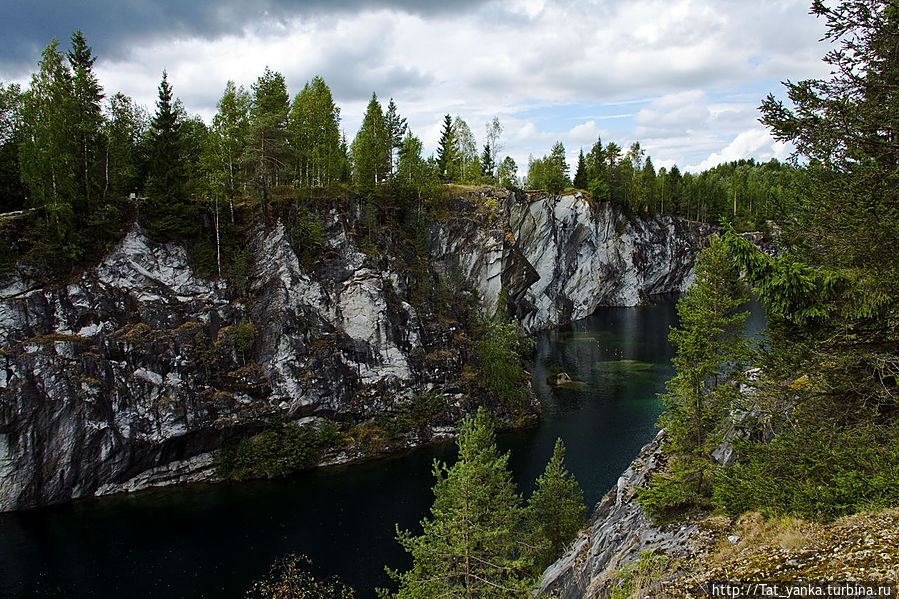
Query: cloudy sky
1 0 832 173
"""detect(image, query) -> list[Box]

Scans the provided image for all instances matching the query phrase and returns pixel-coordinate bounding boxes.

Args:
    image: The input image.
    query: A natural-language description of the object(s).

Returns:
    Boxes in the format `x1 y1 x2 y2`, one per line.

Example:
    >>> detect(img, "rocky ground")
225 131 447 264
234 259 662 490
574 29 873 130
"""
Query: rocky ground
538 432 899 599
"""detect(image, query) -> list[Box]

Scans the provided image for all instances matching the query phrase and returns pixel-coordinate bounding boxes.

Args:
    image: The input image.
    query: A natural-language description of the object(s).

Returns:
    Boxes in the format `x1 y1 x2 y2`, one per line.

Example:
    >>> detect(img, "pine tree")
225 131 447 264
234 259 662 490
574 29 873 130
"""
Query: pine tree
525 438 586 574
386 408 532 598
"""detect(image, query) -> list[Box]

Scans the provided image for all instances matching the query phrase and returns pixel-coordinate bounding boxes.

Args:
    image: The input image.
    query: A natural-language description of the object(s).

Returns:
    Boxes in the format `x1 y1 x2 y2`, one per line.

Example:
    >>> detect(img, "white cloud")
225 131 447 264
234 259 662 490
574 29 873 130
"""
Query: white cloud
687 128 779 171
26 0 832 171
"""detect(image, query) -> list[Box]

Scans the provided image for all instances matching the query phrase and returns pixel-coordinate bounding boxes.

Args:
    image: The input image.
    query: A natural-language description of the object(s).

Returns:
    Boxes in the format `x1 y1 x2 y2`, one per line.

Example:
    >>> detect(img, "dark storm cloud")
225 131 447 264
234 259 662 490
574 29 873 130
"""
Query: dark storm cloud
0 0 487 77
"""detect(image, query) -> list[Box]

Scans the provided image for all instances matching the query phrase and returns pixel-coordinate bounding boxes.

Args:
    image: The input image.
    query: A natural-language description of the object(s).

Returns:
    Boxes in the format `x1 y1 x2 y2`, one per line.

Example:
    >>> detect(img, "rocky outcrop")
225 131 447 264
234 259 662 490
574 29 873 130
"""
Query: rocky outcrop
432 190 711 332
0 189 707 511
538 431 699 598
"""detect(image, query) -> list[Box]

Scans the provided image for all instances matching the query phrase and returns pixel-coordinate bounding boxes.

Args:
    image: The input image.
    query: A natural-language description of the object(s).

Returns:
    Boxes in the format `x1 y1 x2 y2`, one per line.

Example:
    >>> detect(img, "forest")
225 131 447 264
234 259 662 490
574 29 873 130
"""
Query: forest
0 31 795 283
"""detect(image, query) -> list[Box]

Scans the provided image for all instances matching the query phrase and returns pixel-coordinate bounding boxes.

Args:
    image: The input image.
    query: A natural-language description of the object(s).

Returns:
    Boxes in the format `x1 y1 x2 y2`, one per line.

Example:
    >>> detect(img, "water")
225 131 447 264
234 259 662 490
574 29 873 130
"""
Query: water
0 296 763 598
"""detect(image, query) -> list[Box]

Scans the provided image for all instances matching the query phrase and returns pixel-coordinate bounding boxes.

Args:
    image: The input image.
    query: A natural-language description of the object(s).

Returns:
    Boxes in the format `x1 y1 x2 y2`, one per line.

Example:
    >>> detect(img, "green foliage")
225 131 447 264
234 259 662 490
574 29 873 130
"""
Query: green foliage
572 148 587 190
351 93 389 191
610 550 668 599
714 422 899 522
497 156 518 189
229 249 252 297
384 408 533 598
707 1 899 524
247 554 356 599
639 236 750 520
211 80 251 205
524 438 587 574
638 454 714 523
143 70 198 240
526 141 569 194
436 114 457 183
318 420 342 447
245 67 290 225
475 317 532 410
375 394 447 441
289 205 325 268
191 331 216 374
289 76 345 188
103 92 147 201
221 416 324 480
231 318 257 364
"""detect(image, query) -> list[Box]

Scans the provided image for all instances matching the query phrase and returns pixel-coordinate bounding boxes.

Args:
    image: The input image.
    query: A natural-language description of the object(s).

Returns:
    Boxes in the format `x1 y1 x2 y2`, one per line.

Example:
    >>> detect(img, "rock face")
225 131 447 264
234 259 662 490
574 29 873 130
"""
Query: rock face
538 431 699 598
0 189 707 512
432 191 711 332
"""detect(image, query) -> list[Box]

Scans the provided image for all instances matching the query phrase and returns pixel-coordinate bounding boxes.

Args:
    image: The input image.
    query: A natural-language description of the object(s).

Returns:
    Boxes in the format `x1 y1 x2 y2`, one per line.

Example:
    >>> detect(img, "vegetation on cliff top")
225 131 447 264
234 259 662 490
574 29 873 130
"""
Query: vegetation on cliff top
0 29 797 281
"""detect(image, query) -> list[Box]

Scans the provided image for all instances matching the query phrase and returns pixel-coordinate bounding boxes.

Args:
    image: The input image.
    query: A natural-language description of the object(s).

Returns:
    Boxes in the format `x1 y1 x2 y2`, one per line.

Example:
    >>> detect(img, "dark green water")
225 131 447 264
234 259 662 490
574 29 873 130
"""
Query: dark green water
0 297 764 598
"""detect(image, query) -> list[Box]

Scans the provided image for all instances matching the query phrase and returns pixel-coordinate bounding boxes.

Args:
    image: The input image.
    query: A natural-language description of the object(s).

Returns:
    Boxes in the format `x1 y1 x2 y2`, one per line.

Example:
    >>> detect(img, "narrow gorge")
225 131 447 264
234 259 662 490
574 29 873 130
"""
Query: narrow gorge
0 188 708 512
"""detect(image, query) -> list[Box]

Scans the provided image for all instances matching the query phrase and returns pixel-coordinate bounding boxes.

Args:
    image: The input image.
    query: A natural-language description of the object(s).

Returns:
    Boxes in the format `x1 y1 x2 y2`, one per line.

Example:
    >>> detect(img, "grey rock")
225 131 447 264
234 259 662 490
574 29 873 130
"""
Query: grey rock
538 431 699 599
0 190 707 512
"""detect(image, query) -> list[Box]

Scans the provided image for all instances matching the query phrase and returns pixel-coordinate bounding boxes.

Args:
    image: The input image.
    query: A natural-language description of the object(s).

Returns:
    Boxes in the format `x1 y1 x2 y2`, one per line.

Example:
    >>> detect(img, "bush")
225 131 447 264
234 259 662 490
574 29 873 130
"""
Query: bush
247 554 355 599
475 318 532 410
231 318 256 364
221 416 325 480
713 422 899 521
289 205 325 268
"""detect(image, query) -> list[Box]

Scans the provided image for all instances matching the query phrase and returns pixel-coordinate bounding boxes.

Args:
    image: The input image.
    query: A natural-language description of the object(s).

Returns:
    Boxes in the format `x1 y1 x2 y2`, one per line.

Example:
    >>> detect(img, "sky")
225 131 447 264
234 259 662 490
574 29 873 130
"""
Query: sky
1 0 833 173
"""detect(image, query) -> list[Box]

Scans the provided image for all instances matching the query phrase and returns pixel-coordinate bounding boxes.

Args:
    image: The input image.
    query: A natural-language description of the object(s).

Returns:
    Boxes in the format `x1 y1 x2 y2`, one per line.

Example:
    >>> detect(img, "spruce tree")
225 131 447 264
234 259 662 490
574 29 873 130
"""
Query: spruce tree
67 30 104 213
713 0 899 520
435 114 456 183
350 93 389 191
573 149 587 189
386 408 532 598
639 236 749 520
525 438 586 575
144 71 194 239
385 98 407 177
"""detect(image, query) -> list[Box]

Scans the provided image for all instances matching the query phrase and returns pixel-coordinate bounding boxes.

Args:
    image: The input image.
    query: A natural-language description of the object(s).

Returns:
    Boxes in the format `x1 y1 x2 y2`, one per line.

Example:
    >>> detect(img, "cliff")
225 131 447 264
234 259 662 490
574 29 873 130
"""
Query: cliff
538 432 899 598
0 188 707 512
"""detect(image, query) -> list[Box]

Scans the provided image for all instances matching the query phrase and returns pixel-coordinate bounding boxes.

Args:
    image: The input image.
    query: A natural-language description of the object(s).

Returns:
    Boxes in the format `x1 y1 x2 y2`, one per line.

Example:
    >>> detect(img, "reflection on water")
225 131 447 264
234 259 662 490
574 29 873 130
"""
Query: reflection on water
0 295 761 598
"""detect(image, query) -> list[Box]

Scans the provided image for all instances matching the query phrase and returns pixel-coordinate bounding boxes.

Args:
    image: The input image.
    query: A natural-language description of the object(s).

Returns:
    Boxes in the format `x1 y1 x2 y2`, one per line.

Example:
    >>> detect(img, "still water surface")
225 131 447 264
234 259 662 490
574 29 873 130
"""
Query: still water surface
0 297 764 598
